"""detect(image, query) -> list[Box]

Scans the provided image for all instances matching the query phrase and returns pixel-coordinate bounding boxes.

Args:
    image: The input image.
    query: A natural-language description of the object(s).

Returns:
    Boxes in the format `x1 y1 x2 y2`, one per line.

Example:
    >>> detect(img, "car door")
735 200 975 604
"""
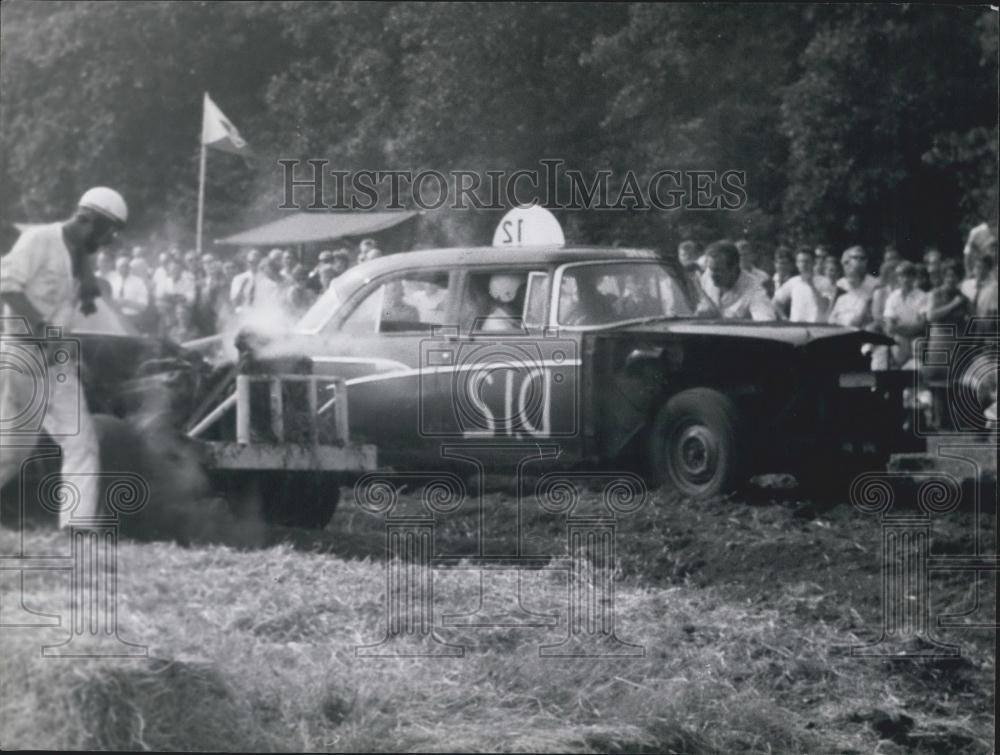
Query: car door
419 267 583 463
309 269 458 467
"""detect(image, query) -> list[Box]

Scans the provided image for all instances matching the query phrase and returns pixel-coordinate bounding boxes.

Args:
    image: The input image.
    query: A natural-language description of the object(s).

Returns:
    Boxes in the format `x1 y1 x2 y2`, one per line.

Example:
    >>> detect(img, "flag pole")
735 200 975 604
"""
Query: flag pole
196 140 207 255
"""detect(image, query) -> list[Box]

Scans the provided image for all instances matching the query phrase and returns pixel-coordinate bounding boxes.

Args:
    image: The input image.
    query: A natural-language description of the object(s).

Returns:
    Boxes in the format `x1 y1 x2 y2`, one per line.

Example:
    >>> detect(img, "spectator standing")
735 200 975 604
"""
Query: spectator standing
735 239 771 296
926 258 972 332
883 261 928 368
230 247 261 313
881 246 902 272
923 259 974 429
222 259 239 291
154 255 195 303
167 297 199 344
152 251 171 288
815 255 841 303
331 248 351 276
308 249 336 292
828 246 876 329
915 263 932 294
317 263 338 292
285 264 318 318
772 246 796 291
961 252 999 318
772 247 829 323
677 240 702 274
109 255 150 321
192 256 232 335
254 251 287 312
279 249 297 283
923 247 943 291
870 261 899 370
962 220 998 279
181 250 201 291
358 238 383 264
697 240 776 321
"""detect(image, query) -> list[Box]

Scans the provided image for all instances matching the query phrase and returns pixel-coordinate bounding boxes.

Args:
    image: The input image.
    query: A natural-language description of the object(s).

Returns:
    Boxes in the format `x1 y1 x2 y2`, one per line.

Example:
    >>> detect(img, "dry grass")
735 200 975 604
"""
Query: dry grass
1 486 995 753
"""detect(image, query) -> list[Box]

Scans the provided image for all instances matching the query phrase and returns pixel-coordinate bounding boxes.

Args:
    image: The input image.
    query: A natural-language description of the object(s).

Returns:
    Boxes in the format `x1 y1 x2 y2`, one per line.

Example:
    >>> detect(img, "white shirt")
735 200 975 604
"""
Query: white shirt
230 269 255 309
773 275 829 323
829 277 877 328
0 222 76 328
251 272 285 311
745 266 770 288
837 274 879 296
698 269 776 321
108 272 149 316
961 276 999 317
884 288 928 366
154 275 196 303
884 288 928 327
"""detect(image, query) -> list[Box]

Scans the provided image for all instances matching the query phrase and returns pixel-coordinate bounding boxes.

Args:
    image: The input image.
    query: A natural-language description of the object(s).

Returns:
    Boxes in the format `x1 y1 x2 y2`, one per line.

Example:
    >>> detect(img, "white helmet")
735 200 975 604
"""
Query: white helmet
78 187 128 224
489 273 523 304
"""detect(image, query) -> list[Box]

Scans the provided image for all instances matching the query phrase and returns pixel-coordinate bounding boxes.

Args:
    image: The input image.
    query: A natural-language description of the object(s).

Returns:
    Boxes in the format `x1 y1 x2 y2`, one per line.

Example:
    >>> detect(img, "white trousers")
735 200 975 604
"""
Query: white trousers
0 346 99 528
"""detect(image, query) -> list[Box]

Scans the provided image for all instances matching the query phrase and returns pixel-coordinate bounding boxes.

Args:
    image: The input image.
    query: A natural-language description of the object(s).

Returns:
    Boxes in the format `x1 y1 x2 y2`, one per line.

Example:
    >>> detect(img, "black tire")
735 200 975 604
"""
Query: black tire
647 388 746 497
256 471 340 530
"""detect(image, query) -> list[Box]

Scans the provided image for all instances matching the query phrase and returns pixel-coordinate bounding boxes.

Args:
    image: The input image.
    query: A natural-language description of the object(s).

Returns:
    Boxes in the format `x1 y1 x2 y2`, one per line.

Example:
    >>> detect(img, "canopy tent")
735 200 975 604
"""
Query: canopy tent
214 210 420 247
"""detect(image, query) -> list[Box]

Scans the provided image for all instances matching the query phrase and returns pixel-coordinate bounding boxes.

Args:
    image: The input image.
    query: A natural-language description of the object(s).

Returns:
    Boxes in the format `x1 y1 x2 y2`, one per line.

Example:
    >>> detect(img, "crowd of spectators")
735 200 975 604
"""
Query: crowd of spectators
677 224 998 371
96 238 382 342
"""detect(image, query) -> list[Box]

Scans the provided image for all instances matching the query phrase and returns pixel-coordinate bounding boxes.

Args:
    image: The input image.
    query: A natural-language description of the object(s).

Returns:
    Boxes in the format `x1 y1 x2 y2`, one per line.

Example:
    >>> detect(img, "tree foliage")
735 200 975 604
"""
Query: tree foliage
1 1 995 256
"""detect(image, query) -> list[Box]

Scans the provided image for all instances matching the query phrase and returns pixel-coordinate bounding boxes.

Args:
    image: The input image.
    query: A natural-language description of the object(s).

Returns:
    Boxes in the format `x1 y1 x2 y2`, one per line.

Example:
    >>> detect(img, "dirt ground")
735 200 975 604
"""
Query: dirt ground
1 472 996 752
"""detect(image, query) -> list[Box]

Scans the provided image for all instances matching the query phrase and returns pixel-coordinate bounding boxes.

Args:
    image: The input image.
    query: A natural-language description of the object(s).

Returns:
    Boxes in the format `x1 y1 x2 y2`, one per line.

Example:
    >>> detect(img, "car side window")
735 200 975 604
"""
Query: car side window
557 262 694 326
339 271 452 335
460 270 546 333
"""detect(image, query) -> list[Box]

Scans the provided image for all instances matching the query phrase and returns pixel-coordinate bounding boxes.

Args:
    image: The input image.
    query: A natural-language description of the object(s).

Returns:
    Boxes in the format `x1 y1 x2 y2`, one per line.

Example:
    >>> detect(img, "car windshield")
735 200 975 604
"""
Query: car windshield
294 268 357 333
556 261 697 327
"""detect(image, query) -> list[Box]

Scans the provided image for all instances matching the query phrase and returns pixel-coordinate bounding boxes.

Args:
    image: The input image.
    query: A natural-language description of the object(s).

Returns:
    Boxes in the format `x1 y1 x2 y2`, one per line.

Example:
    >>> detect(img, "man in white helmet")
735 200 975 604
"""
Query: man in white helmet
480 273 526 331
0 187 127 527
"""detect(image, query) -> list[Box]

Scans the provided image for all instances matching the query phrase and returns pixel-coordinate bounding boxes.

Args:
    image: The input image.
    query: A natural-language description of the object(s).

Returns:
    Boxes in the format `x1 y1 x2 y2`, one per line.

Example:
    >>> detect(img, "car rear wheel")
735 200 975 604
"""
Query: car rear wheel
648 388 745 497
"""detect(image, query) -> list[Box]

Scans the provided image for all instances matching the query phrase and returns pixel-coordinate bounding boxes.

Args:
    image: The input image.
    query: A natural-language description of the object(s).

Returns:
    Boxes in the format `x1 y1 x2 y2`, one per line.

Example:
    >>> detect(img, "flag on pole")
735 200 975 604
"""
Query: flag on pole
201 93 252 157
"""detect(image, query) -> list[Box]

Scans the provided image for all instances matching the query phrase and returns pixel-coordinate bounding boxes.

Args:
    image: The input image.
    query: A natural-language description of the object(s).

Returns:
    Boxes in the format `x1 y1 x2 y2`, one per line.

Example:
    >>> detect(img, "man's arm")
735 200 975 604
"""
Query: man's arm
927 293 966 321
0 291 46 333
772 280 793 319
749 287 777 321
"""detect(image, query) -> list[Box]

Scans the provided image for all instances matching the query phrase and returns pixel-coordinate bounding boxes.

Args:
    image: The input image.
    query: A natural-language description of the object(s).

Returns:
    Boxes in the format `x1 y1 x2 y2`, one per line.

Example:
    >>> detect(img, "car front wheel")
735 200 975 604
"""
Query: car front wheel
648 388 745 497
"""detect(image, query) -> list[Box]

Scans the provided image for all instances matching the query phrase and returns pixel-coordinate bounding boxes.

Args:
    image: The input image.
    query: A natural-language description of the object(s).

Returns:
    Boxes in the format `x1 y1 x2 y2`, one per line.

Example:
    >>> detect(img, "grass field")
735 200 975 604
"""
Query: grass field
1 483 995 753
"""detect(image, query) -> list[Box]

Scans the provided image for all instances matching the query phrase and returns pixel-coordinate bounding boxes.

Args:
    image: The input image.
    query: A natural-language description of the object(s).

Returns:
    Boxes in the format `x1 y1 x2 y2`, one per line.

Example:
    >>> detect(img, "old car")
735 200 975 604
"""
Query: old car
220 211 919 501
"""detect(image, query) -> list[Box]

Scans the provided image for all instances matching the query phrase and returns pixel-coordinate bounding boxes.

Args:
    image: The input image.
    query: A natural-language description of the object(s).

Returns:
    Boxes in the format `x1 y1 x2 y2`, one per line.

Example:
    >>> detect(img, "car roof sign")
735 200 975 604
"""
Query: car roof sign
492 206 565 248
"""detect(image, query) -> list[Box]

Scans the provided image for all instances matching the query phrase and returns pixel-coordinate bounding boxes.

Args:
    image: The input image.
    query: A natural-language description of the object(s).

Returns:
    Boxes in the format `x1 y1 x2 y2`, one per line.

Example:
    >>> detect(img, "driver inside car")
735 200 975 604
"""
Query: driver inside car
479 273 526 331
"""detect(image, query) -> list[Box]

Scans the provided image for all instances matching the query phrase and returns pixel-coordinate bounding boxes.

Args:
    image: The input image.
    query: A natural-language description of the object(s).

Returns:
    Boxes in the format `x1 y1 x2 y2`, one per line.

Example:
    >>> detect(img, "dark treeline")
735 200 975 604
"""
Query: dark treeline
1 2 996 256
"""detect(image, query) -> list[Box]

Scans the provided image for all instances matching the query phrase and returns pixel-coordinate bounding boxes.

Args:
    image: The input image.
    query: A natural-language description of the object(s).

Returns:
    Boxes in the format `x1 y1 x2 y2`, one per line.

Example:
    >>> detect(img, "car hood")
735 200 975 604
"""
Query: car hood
610 319 894 348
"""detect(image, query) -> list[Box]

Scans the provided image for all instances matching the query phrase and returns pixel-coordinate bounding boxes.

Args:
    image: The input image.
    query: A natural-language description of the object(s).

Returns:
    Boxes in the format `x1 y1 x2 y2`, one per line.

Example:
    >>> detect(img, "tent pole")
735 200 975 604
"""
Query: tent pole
196 142 207 255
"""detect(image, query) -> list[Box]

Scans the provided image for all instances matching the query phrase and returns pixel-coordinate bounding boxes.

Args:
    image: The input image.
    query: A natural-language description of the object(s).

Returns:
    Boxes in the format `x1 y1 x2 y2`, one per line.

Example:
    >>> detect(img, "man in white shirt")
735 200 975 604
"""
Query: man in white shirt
108 256 150 320
152 251 171 288
736 239 772 296
697 240 776 321
772 247 830 323
154 256 196 303
883 261 929 368
0 187 127 528
829 246 877 328
230 248 260 312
